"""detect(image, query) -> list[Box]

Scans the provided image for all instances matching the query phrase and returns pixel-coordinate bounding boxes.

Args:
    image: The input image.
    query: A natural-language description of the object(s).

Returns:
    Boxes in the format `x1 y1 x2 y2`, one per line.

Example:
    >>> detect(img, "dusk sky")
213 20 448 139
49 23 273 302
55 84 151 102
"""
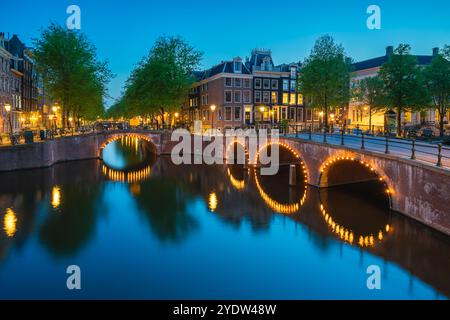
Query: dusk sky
1 0 449 106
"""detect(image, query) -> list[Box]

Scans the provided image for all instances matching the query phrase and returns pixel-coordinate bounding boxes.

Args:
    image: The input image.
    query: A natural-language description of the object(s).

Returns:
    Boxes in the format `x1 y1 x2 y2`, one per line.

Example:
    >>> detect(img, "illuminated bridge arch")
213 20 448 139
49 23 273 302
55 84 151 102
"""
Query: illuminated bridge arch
318 155 394 206
99 133 157 151
252 142 309 215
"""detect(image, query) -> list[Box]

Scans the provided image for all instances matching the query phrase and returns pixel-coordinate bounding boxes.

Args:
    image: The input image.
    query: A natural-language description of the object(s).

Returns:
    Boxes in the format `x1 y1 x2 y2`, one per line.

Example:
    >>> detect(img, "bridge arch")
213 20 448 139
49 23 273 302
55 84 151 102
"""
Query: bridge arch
98 132 159 159
317 155 393 207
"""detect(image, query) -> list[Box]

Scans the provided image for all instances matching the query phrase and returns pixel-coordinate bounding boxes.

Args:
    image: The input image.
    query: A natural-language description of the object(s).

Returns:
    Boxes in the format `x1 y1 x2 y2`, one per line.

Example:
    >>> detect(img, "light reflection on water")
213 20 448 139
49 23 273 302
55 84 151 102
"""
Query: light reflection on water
0 139 449 299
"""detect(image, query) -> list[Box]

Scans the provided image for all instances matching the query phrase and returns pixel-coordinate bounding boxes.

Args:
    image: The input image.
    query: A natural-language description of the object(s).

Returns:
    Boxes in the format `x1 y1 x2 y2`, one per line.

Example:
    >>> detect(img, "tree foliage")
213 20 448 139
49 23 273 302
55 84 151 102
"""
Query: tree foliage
33 24 113 124
423 45 450 137
378 44 428 135
119 35 202 123
299 35 352 130
353 76 385 131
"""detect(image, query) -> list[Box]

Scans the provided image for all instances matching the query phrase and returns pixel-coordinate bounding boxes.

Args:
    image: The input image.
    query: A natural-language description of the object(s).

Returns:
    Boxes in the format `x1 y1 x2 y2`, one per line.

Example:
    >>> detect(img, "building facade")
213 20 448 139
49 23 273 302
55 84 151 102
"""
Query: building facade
183 49 304 131
349 46 439 133
0 32 22 134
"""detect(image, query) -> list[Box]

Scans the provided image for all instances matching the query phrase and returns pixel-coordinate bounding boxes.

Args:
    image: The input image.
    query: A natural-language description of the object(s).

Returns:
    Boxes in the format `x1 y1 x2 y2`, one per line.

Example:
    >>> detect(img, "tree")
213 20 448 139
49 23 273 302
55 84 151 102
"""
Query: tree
353 76 385 133
299 35 352 132
378 44 428 136
123 36 202 125
33 24 112 127
423 45 450 137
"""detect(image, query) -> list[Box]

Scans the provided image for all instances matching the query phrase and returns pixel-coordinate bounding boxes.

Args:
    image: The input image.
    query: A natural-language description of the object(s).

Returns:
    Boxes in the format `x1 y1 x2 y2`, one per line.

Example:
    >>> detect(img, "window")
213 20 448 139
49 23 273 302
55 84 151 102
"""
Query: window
298 108 304 122
243 79 251 88
255 78 262 89
290 81 296 91
234 61 242 73
290 108 296 120
225 106 232 121
243 90 251 103
297 94 304 105
234 91 242 103
225 90 232 103
307 109 312 121
290 93 296 105
283 79 289 91
234 106 241 121
290 67 297 79
218 108 223 120
225 78 232 87
234 78 241 87
201 95 205 105
271 79 278 90
263 92 270 104
271 92 278 104
205 94 209 105
254 91 262 104
282 93 289 104
263 79 270 89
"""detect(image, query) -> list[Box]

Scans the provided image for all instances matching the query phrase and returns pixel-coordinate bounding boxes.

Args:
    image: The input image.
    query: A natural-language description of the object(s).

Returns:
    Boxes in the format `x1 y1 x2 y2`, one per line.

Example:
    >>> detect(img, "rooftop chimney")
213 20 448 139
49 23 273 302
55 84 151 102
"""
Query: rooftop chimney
432 47 439 56
386 46 394 56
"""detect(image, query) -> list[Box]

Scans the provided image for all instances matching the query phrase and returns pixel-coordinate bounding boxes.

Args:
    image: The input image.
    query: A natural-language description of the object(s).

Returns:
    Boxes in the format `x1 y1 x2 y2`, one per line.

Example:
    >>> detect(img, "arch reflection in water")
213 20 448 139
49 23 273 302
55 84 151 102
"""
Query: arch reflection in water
102 164 152 183
319 180 392 247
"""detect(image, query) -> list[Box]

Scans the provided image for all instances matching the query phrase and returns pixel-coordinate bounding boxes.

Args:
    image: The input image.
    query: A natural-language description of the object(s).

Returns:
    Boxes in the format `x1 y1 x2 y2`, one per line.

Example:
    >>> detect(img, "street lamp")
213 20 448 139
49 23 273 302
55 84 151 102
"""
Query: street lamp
210 104 216 132
4 104 13 135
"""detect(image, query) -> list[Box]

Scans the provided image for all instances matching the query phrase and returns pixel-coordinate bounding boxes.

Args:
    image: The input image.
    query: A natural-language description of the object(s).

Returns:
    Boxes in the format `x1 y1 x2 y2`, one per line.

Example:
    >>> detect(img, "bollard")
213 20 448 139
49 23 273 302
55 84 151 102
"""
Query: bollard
437 143 442 167
385 135 389 154
289 164 297 186
361 133 365 150
411 139 416 160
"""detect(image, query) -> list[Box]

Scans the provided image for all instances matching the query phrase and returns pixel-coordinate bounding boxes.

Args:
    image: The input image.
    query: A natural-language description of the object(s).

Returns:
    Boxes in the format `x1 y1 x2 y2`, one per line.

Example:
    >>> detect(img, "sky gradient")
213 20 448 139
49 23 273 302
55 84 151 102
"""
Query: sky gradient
1 0 449 106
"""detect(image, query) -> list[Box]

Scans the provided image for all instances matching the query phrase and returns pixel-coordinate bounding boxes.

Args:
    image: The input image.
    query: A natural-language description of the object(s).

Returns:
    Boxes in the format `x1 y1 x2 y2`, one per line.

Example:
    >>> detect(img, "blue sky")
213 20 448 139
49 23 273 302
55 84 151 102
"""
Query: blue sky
1 0 449 106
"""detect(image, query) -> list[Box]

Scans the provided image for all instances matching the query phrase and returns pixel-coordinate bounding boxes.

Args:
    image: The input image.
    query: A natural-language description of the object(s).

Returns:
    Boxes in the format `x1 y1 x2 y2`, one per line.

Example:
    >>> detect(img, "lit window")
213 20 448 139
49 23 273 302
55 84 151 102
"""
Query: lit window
290 93 296 105
282 93 289 104
271 92 278 104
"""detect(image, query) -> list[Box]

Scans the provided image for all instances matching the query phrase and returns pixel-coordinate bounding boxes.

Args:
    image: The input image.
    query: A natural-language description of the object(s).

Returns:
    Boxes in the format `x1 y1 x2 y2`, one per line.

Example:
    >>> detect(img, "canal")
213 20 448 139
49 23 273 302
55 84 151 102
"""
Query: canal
0 137 449 299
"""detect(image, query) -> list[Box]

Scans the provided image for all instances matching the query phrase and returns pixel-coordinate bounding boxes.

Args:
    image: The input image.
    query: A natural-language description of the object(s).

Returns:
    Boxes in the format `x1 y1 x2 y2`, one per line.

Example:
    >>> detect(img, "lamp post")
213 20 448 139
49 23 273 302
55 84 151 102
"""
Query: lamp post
210 104 216 133
52 105 58 132
4 104 13 136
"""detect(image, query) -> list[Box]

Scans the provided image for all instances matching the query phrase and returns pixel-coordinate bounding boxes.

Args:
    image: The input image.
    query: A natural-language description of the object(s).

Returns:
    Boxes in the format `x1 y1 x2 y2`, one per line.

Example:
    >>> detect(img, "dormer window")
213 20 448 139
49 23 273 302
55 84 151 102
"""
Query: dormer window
234 61 242 73
262 57 272 71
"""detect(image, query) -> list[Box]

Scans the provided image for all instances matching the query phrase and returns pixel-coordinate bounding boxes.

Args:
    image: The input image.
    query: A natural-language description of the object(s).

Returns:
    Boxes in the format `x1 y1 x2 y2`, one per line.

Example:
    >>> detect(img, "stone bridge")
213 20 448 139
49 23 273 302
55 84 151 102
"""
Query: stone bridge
0 129 449 235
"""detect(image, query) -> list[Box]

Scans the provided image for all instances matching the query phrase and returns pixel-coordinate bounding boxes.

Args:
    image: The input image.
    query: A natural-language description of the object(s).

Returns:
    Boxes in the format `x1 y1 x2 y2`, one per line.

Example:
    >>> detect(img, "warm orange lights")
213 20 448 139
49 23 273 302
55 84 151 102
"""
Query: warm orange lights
320 204 392 248
3 208 17 238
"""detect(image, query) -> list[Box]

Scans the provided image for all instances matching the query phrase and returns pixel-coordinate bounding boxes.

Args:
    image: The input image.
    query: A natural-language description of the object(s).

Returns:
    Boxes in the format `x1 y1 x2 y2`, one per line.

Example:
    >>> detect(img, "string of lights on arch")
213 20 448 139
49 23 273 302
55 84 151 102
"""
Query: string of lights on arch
319 156 393 247
102 164 152 183
253 142 309 215
100 134 155 150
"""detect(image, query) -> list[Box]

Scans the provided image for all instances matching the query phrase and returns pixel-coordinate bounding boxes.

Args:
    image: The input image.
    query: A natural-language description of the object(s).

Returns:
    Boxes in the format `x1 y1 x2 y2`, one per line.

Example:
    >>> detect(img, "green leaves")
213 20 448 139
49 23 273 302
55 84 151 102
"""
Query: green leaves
423 46 450 136
378 44 429 135
299 35 352 129
33 24 112 122
119 35 203 120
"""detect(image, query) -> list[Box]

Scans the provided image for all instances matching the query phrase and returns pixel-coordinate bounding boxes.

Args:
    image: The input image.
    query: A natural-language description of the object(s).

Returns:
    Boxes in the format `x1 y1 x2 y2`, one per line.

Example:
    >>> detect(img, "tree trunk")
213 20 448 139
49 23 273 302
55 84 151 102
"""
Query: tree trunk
439 109 445 138
369 105 372 134
160 108 165 126
396 106 402 137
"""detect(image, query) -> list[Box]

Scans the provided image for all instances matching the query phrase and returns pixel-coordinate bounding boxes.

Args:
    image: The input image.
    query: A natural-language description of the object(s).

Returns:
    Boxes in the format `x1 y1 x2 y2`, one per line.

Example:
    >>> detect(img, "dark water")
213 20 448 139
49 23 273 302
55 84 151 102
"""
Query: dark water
0 138 449 299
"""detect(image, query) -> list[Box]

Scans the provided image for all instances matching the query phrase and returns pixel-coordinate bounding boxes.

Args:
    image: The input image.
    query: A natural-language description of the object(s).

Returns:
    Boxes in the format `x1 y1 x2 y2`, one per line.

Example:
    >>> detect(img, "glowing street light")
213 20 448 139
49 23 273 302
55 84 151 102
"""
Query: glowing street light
210 104 216 131
4 104 11 113
259 106 265 121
